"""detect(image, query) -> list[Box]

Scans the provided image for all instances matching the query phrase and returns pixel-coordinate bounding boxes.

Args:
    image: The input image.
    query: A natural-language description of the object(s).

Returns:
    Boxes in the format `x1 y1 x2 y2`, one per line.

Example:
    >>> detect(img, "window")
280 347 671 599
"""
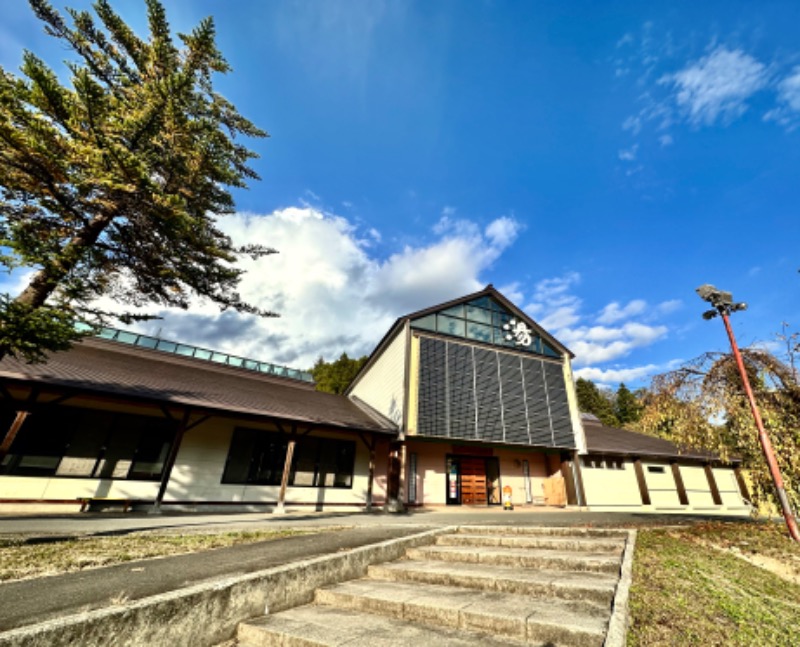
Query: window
0 406 176 480
222 428 356 488
647 465 666 474
581 454 625 470
410 296 558 359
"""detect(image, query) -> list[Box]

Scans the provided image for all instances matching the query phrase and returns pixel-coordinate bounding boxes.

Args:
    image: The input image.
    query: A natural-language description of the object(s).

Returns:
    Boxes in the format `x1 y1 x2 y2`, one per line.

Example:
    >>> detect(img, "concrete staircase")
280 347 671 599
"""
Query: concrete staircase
236 525 629 646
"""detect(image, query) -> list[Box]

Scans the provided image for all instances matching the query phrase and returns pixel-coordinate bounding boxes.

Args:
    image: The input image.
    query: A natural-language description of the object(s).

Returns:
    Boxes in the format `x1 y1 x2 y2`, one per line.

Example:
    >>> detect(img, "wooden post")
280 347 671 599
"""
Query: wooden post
560 452 578 506
151 409 192 514
734 466 751 502
276 431 297 514
366 440 376 512
671 461 689 505
633 459 651 505
571 451 587 507
0 411 30 466
0 388 39 466
704 464 723 505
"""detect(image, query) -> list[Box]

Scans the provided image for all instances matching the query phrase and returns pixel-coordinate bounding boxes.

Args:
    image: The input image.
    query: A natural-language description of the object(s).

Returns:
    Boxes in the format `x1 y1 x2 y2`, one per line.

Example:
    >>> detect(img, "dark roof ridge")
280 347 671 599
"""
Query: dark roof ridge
582 418 740 464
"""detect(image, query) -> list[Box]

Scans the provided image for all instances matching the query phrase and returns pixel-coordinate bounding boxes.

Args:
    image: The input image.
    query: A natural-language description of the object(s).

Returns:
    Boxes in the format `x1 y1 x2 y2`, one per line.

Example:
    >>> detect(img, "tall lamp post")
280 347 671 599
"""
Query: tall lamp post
697 284 800 542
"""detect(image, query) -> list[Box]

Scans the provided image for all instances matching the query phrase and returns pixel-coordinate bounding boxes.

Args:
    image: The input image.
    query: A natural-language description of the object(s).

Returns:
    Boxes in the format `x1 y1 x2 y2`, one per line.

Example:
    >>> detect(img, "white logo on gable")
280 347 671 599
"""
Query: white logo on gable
503 318 532 347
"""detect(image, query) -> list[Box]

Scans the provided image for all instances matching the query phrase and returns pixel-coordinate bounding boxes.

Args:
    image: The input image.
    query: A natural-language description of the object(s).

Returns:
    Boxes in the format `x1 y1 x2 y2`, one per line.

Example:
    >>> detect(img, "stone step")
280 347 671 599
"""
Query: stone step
239 604 526 646
368 558 617 607
437 532 625 554
406 544 622 574
458 525 628 539
312 578 607 646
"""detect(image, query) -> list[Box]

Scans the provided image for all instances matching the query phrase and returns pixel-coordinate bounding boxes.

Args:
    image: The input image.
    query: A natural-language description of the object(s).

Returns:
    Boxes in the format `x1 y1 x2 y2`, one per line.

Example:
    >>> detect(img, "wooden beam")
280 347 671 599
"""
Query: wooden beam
633 459 651 505
185 414 210 432
0 388 39 465
152 408 192 511
671 461 689 505
0 411 30 464
704 464 723 505
276 427 297 514
571 451 587 507
560 452 578 506
43 393 74 407
734 467 751 502
366 437 376 512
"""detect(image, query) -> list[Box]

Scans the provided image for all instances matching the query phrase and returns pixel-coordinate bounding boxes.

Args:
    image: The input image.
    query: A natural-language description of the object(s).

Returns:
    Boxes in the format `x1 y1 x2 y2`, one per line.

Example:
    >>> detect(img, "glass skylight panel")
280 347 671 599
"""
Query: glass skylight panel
116 331 138 344
411 314 436 331
465 304 492 324
136 336 158 349
155 340 177 353
437 314 466 337
440 304 465 318
466 322 493 342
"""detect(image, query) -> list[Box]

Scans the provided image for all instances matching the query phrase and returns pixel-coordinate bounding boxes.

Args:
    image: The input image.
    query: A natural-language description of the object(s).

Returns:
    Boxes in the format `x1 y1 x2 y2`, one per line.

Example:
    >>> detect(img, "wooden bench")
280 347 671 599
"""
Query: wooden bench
78 497 139 512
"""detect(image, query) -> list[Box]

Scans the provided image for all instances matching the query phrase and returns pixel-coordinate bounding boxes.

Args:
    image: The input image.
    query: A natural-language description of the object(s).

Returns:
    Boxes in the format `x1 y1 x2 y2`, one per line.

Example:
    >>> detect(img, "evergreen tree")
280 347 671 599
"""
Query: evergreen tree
311 353 368 394
614 382 642 426
0 0 273 362
575 377 619 426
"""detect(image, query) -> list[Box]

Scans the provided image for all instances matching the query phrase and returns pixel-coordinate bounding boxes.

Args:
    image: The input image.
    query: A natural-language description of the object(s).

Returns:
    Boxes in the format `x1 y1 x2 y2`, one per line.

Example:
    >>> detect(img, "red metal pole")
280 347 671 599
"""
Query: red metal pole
720 311 800 542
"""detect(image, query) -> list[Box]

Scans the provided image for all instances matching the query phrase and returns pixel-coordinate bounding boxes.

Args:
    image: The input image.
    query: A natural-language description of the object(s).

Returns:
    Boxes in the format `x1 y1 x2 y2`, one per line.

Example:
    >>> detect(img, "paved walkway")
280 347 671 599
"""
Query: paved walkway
0 508 734 634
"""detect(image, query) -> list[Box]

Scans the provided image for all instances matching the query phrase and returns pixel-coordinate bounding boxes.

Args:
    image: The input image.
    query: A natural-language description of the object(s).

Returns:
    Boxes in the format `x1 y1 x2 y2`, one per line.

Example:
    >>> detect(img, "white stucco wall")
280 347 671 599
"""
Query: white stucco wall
580 461 642 507
349 326 407 427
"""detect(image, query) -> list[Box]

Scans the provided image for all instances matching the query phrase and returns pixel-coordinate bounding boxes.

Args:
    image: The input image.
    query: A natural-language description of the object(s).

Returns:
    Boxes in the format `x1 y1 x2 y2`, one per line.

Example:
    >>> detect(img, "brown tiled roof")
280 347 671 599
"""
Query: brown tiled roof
582 417 737 464
0 338 397 434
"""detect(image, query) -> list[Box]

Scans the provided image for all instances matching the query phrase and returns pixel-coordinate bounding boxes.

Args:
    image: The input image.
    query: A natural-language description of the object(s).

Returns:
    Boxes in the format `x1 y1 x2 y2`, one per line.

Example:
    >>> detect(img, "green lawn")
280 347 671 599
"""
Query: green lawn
628 521 800 646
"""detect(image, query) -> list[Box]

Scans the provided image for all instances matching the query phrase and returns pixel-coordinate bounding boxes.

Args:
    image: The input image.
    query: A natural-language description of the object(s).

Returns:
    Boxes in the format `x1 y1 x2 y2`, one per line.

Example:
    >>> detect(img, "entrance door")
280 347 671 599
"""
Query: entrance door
459 457 488 505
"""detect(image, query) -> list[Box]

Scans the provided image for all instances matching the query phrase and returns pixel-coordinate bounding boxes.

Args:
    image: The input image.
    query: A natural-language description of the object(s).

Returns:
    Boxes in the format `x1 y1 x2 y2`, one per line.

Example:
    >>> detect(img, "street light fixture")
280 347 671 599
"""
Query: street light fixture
697 284 800 542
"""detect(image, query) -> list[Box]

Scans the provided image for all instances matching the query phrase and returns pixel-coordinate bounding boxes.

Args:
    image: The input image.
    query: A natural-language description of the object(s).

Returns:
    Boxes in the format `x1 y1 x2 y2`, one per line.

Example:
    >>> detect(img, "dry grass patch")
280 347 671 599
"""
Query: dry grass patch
628 521 800 647
0 528 330 582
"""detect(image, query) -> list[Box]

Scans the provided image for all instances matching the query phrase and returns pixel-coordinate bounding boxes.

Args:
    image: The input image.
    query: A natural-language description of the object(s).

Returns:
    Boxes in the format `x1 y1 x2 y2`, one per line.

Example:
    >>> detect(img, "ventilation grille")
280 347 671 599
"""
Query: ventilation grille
417 336 576 448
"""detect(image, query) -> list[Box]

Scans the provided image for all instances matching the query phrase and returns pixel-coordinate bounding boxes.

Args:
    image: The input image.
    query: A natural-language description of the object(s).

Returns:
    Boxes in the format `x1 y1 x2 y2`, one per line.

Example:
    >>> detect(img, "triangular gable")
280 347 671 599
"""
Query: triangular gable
406 285 572 359
345 285 572 397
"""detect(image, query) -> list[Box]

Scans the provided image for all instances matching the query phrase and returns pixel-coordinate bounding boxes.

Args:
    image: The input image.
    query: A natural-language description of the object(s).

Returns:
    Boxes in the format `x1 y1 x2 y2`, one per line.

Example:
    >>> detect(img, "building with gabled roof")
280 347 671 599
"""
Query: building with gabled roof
0 286 751 515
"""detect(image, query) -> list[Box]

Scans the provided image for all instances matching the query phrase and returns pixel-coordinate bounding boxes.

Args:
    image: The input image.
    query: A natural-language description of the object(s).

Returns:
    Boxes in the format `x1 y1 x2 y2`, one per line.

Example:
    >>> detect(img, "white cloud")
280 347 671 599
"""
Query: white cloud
622 115 642 135
562 322 668 366
656 299 682 315
574 364 661 385
122 206 520 369
525 273 582 330
658 133 673 146
659 46 768 126
485 216 521 249
764 66 800 129
618 144 639 161
777 67 800 111
597 300 647 324
521 274 677 372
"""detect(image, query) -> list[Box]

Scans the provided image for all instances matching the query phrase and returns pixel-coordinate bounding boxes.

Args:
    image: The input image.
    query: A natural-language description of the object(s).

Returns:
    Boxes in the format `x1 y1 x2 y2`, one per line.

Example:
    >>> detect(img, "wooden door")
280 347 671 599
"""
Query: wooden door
460 458 487 505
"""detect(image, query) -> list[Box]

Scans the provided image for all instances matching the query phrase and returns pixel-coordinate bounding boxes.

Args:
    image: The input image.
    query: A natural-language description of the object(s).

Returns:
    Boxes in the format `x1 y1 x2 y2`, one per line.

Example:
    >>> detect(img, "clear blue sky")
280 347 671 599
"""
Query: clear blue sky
2 1 799 386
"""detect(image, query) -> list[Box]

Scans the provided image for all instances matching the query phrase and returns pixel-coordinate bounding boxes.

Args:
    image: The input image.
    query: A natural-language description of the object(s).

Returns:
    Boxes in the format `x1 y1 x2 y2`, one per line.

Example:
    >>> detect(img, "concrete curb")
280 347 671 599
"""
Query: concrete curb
604 529 637 647
0 526 454 647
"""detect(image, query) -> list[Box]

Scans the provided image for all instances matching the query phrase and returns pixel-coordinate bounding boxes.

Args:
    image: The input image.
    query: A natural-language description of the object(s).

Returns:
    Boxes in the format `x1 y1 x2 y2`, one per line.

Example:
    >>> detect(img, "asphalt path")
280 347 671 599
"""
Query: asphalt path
0 525 422 632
